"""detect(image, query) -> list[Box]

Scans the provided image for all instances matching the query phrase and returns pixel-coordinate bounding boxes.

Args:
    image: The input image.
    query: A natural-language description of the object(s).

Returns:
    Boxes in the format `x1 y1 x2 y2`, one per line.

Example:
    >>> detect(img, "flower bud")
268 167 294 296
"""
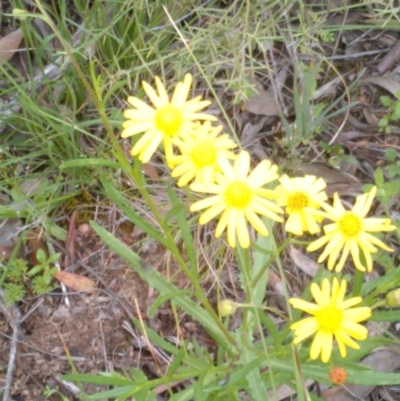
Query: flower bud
12 9 27 20
329 366 347 384
218 299 238 317
386 289 400 307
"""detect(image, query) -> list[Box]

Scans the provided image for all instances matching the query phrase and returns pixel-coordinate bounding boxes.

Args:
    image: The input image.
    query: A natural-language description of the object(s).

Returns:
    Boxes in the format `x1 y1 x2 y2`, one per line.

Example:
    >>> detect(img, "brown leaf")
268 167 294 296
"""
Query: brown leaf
268 380 314 400
0 28 24 65
54 271 96 293
242 74 281 116
363 76 400 99
141 163 159 179
289 245 320 277
243 88 279 116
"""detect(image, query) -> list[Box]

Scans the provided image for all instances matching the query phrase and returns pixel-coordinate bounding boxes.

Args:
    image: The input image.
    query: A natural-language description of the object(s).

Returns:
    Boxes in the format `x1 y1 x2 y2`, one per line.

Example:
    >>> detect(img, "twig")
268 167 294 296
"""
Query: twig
0 289 21 401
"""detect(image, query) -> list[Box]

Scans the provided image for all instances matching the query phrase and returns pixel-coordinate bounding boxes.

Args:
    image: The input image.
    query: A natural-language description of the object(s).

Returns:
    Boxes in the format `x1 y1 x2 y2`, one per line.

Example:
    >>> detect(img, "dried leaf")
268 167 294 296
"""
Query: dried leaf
268 380 314 400
243 88 279 116
363 76 400 99
54 271 96 293
141 163 159 179
242 73 283 116
289 245 320 277
0 28 23 65
300 163 358 185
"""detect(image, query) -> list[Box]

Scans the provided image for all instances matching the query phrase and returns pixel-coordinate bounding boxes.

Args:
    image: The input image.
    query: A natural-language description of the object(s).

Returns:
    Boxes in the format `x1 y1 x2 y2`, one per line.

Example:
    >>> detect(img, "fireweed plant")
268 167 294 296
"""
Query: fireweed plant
75 74 399 399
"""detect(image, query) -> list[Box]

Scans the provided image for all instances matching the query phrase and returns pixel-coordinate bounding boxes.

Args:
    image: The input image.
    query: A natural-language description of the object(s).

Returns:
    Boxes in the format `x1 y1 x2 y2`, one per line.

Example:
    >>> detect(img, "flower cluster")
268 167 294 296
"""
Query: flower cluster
122 74 396 362
121 74 285 248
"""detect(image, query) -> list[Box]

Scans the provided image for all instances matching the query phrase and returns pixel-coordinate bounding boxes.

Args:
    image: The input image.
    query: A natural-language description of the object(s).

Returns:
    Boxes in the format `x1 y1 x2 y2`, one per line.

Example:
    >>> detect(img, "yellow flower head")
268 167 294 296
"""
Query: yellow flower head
275 175 327 235
121 74 217 163
170 121 237 187
307 186 396 272
289 277 371 363
190 150 284 248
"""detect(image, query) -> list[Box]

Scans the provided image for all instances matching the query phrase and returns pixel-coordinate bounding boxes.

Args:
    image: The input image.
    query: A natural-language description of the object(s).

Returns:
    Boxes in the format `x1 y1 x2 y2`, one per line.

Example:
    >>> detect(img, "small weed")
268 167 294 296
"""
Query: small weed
43 385 70 401
378 91 400 133
320 142 358 168
0 249 59 306
365 148 400 207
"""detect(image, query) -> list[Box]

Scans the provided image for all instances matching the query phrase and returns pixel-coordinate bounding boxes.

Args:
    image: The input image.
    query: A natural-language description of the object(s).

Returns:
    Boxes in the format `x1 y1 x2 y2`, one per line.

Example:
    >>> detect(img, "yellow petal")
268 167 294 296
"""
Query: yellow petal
236 212 250 248
190 195 222 212
198 202 226 225
142 79 165 108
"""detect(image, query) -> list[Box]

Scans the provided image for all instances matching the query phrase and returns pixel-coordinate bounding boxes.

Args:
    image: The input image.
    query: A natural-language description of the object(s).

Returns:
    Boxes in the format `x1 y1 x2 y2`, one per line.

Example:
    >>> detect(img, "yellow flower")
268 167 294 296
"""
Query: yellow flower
121 74 217 163
307 186 396 272
275 175 327 235
169 121 237 187
289 277 371 363
190 150 283 248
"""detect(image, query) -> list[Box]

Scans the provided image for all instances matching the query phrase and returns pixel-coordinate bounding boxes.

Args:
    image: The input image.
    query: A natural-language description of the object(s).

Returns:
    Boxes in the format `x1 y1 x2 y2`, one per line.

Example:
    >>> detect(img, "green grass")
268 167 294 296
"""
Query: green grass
1 0 400 400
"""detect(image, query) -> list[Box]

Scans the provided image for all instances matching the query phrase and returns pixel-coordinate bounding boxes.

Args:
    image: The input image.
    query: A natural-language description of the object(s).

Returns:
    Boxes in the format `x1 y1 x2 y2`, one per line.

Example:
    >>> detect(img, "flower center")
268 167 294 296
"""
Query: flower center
316 305 343 332
338 212 362 238
191 142 216 167
287 191 310 212
155 104 183 137
224 180 252 208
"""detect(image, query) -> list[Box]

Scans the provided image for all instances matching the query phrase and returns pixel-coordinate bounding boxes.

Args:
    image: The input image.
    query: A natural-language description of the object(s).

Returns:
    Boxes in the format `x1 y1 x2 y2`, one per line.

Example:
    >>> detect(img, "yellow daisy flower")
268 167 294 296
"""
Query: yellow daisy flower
289 277 371 363
170 121 237 187
275 175 327 235
307 186 396 272
189 150 284 248
121 74 217 163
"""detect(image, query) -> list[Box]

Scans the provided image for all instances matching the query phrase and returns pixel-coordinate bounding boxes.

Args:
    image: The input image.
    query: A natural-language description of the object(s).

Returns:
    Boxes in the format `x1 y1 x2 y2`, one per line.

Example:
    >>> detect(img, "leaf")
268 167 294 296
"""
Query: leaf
54 271 96 293
374 167 384 186
243 76 280 116
289 245 320 277
63 373 134 386
380 95 392 107
141 163 159 179
60 158 122 169
363 76 400 99
248 217 275 330
385 147 397 163
166 187 197 274
0 28 24 65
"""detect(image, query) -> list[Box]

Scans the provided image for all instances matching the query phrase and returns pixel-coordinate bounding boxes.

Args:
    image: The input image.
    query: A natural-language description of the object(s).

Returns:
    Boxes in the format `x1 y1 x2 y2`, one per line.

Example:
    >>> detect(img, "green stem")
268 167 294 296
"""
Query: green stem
371 299 386 310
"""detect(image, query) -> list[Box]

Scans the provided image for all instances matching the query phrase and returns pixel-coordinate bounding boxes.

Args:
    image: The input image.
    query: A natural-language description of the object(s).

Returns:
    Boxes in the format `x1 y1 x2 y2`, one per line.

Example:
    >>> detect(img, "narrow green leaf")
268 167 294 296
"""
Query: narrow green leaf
166 187 197 273
60 158 122 169
62 373 133 386
242 348 267 400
